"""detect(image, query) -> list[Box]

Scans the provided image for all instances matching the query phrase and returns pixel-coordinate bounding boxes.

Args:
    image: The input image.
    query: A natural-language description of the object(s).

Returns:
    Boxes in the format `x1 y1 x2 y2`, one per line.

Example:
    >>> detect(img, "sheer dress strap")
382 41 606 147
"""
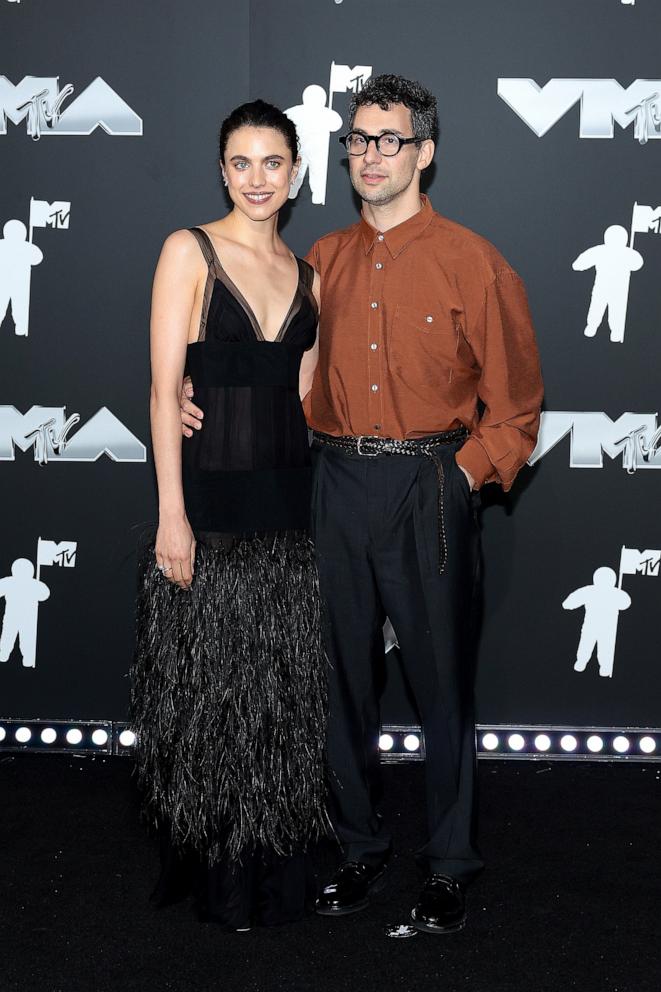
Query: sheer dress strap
298 258 319 321
188 227 219 342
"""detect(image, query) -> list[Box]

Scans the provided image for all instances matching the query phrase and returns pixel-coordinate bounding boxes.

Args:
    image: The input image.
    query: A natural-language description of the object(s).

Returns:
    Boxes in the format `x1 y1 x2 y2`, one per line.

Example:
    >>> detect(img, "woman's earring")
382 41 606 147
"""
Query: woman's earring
222 176 228 187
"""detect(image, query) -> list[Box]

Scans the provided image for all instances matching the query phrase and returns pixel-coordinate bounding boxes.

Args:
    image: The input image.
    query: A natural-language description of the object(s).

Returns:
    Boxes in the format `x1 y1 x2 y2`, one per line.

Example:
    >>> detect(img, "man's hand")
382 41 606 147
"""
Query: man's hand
457 463 476 491
180 376 204 438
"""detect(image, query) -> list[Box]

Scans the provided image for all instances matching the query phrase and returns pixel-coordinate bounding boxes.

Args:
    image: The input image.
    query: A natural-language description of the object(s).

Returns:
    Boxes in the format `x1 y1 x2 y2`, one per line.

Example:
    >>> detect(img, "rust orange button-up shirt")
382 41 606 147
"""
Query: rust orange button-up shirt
303 195 543 491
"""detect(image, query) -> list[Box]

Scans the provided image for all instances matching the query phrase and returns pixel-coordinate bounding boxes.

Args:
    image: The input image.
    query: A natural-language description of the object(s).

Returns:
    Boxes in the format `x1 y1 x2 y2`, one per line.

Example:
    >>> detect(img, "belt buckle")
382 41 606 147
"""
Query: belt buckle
356 435 380 457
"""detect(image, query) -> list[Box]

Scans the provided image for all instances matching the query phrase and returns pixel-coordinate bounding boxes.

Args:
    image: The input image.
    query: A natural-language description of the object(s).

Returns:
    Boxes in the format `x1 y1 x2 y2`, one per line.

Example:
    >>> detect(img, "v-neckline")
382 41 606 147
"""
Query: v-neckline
200 228 301 344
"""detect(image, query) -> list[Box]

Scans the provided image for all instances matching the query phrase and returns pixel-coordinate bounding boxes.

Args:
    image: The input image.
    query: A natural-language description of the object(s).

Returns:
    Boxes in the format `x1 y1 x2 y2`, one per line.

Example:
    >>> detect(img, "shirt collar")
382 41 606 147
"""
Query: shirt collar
359 194 435 258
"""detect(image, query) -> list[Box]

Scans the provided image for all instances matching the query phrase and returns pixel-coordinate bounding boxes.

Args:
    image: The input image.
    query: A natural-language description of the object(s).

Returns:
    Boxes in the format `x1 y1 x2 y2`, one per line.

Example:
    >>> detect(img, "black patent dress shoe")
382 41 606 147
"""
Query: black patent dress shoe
315 861 388 916
410 874 466 934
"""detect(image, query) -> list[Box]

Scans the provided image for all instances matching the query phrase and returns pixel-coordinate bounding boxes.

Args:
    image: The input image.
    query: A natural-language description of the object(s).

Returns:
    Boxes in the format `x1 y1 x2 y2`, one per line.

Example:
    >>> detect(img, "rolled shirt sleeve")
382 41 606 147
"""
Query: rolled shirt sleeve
455 269 544 491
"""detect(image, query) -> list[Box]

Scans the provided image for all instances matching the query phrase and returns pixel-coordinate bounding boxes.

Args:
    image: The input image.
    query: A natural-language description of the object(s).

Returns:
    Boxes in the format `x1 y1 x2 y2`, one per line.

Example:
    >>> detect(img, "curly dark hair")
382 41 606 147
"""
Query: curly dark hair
218 99 299 163
348 74 439 143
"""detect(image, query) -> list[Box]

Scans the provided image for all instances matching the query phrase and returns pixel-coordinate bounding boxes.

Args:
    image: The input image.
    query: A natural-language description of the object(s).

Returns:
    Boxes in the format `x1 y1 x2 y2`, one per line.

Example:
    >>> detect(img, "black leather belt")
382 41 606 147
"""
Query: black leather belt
312 427 469 574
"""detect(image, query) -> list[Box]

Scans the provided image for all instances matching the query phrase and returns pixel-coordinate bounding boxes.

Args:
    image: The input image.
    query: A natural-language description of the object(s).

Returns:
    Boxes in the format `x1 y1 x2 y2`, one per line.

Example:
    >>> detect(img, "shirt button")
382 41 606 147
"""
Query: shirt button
370 342 378 350
375 262 383 270
371 384 379 392
374 424 382 430
426 315 433 323
370 302 378 309
377 234 384 242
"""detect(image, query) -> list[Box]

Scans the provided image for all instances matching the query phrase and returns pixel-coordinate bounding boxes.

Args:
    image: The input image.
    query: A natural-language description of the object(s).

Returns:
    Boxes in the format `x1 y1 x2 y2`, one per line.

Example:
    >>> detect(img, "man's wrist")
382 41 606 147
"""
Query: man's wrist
456 439 492 490
458 463 476 490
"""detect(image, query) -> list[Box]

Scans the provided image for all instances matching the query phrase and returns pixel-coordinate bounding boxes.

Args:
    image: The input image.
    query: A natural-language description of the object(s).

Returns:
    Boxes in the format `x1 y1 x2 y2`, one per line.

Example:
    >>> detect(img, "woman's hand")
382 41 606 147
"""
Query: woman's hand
180 376 204 438
155 514 196 590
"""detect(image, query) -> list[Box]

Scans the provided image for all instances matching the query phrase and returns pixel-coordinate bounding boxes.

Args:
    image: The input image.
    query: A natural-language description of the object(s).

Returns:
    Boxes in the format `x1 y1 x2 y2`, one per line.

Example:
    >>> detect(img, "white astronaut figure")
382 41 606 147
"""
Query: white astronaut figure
562 566 631 678
0 559 50 668
285 85 343 205
0 220 43 336
572 225 643 343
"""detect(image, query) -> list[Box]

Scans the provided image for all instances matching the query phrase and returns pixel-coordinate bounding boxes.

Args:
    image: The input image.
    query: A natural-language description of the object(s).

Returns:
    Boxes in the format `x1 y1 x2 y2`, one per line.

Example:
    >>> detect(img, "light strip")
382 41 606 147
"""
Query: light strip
0 719 114 755
476 725 661 762
0 720 659 761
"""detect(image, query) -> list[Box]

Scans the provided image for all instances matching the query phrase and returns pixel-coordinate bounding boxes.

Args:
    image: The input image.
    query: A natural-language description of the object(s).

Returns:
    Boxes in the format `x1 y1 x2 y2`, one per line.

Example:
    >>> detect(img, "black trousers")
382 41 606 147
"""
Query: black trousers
311 440 484 884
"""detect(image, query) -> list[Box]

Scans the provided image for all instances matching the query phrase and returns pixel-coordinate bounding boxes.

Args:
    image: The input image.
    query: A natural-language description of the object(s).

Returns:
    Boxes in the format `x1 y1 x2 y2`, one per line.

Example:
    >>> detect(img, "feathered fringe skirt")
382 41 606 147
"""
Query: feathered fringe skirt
129 531 330 865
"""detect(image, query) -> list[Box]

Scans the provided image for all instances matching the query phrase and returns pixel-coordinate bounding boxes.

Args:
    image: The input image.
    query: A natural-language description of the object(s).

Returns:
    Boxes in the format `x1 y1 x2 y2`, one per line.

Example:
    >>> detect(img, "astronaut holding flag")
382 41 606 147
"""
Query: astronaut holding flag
286 63 372 205
0 197 70 339
563 545 660 679
0 538 76 669
0 219 42 337
563 567 631 678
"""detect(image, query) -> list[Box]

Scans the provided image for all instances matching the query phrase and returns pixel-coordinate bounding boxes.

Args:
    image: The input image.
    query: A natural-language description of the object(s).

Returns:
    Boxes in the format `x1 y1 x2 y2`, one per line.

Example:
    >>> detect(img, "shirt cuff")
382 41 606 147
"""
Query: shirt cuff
455 438 494 490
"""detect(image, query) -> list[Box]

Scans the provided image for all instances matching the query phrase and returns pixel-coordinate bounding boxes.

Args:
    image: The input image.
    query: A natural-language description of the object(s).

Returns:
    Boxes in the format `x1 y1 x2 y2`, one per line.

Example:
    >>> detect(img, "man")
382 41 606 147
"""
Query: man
181 74 543 934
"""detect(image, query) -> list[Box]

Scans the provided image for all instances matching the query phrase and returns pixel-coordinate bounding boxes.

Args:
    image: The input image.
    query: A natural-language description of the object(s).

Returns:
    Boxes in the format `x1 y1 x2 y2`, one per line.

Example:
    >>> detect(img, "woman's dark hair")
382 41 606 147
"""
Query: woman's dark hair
218 100 299 163
349 74 439 144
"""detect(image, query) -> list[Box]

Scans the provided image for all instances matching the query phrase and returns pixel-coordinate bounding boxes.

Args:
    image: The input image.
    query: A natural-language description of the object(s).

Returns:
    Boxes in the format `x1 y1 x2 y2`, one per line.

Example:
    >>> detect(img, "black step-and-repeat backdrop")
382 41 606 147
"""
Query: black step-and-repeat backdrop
1 0 660 732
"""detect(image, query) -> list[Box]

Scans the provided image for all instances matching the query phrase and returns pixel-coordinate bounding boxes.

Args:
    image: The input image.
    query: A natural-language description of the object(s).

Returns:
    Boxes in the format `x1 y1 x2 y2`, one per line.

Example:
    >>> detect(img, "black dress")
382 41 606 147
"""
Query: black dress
130 227 328 929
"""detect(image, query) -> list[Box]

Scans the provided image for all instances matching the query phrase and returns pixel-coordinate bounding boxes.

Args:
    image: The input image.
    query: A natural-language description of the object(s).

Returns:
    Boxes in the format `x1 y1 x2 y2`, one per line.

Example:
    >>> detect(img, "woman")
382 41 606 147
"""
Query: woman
130 101 328 931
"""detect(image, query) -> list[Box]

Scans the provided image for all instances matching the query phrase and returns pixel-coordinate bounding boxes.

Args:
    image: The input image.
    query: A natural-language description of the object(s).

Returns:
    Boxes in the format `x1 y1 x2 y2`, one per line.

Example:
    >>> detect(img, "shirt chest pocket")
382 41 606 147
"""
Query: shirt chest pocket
389 304 461 385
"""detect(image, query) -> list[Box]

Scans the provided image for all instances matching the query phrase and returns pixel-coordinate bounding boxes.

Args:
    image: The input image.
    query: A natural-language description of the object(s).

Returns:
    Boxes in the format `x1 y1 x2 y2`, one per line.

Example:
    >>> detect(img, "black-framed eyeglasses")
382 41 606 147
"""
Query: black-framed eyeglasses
339 131 421 157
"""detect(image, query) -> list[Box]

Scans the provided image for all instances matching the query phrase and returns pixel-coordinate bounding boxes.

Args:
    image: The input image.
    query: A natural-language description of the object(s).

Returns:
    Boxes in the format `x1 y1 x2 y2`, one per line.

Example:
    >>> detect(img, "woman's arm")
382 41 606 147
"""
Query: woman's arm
299 270 320 400
150 230 203 588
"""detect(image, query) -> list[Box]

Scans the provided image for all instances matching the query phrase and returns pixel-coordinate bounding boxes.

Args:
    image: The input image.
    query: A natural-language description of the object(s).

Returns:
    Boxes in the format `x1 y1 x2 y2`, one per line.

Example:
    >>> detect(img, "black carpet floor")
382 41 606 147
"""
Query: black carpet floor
1 755 659 992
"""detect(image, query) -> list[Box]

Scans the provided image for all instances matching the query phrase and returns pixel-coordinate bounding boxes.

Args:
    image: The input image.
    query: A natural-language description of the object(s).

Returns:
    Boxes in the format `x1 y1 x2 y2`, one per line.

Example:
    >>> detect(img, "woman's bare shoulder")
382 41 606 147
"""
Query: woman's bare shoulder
155 229 210 280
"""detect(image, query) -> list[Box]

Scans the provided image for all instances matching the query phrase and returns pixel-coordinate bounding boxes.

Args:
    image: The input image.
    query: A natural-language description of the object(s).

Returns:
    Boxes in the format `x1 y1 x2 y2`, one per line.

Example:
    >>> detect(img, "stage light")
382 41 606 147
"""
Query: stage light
0 727 6 742
560 734 577 752
587 735 604 753
379 734 394 751
482 733 499 751
40 728 57 745
15 726 31 743
639 736 656 754
534 734 551 752
403 734 420 752
507 733 525 751
613 735 630 754
66 728 83 745
92 729 108 746
119 730 136 748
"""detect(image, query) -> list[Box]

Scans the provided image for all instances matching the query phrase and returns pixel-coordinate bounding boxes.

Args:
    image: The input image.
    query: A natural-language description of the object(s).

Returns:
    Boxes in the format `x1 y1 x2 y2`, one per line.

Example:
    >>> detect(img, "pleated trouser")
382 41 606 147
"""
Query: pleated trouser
311 440 484 883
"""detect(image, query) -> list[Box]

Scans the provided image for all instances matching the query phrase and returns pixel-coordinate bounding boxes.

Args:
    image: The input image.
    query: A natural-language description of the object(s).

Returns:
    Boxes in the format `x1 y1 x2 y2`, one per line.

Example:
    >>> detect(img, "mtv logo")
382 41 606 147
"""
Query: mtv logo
30 199 70 230
528 412 661 472
0 76 142 140
619 546 661 581
0 406 146 464
631 202 661 237
497 79 661 143
37 539 77 568
329 63 373 98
